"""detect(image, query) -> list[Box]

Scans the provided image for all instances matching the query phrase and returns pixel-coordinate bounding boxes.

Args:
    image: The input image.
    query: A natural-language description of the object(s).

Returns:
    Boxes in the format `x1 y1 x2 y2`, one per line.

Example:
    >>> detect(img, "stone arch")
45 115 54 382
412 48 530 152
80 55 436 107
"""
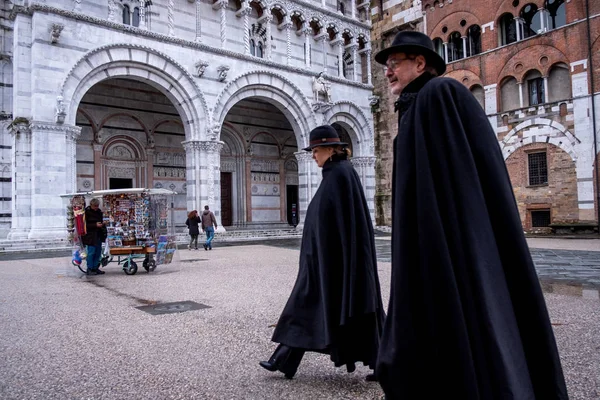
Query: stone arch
220 122 246 155
212 71 316 148
103 135 146 160
445 69 483 88
76 108 98 135
151 119 184 134
430 11 482 39
323 101 372 157
500 118 578 160
269 2 288 17
496 44 569 83
59 43 209 141
97 112 149 145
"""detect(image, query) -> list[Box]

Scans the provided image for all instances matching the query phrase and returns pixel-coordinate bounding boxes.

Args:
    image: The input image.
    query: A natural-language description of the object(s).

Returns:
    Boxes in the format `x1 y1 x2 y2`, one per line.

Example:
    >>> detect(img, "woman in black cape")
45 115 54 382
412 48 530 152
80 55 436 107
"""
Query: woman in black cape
259 125 385 380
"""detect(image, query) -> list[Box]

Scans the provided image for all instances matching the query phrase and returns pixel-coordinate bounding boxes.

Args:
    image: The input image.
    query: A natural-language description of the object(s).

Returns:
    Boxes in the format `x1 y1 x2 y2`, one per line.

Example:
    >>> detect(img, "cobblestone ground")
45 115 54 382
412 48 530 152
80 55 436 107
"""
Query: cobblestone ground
0 238 598 399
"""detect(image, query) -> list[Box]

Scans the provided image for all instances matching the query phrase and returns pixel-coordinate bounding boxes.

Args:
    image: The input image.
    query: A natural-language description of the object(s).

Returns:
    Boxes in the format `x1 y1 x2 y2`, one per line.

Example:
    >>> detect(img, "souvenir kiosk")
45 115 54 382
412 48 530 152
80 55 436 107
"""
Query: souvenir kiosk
62 188 178 275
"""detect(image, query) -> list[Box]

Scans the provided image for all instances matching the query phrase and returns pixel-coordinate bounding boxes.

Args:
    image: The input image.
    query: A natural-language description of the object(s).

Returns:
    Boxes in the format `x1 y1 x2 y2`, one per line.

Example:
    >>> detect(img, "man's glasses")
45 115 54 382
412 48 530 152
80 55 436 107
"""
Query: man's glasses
383 56 416 73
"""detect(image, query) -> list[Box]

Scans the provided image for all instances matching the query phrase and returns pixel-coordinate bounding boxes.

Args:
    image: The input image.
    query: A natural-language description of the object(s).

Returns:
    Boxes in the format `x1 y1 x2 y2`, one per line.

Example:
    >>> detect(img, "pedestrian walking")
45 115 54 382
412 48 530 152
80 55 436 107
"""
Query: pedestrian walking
201 205 218 250
259 125 385 380
185 210 201 250
374 31 568 399
82 198 107 275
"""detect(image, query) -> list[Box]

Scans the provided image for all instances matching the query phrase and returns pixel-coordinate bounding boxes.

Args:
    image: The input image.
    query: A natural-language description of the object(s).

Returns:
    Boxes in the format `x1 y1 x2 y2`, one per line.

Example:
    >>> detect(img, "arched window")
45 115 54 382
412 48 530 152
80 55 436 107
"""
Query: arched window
132 7 140 27
524 70 544 106
338 1 345 15
500 77 520 111
250 39 256 56
432 38 444 60
546 0 566 29
467 25 482 57
470 85 485 110
257 42 264 58
499 13 517 45
342 50 353 79
521 4 542 38
122 5 131 25
447 32 463 62
548 63 571 102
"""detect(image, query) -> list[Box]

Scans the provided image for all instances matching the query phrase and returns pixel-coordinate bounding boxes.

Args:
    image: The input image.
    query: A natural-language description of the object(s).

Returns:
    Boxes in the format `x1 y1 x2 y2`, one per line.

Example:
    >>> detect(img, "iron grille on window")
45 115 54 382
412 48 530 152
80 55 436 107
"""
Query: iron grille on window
531 210 551 227
528 152 548 185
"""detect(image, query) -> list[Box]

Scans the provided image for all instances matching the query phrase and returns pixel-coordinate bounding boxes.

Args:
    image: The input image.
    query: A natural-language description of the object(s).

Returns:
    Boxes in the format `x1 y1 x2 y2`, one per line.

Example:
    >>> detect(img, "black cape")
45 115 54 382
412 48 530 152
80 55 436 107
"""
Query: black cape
377 73 568 399
272 157 385 369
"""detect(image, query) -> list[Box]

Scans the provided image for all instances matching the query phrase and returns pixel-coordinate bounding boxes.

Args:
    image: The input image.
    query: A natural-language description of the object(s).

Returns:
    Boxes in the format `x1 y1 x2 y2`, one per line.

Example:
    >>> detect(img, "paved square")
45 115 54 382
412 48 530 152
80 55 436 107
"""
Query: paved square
0 243 598 399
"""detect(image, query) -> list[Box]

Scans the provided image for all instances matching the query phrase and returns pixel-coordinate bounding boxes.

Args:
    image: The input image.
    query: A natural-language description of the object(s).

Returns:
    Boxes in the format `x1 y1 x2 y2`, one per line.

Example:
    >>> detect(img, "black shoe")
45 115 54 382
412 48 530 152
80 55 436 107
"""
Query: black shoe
365 373 378 382
259 361 277 372
203 244 208 251
86 269 96 275
95 269 105 275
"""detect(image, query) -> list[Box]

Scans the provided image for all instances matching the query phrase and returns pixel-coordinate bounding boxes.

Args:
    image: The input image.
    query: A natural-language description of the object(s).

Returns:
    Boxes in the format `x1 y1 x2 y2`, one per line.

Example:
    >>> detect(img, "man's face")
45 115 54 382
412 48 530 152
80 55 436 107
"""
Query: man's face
384 53 423 95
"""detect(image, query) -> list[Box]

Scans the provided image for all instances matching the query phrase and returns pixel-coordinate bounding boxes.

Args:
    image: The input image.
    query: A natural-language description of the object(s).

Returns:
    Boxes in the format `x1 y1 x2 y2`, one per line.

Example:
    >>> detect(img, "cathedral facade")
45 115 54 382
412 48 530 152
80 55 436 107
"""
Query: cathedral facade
0 0 375 239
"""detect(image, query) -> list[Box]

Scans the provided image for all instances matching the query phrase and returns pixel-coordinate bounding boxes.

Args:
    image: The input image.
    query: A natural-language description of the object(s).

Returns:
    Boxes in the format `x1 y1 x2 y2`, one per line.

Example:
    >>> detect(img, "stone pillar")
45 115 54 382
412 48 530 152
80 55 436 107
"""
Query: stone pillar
279 17 292 65
237 2 251 54
93 143 103 190
443 42 448 63
245 158 252 222
483 84 499 135
7 122 32 240
139 0 147 29
462 36 468 58
349 43 358 81
539 8 546 32
195 0 202 41
543 76 549 103
315 33 328 73
183 140 203 214
264 14 273 60
203 140 225 232
351 0 356 18
334 40 344 77
65 125 82 196
515 17 522 41
294 151 315 226
366 48 372 85
213 0 228 49
279 160 286 222
571 65 596 220
303 28 311 67
27 123 80 239
518 82 524 108
167 0 175 36
351 156 376 224
146 148 155 188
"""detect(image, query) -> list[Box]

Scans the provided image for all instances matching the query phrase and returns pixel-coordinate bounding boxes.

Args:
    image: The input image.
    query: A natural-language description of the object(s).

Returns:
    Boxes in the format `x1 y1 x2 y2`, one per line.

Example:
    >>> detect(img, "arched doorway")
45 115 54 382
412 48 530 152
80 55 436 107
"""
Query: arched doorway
219 98 299 228
75 78 188 224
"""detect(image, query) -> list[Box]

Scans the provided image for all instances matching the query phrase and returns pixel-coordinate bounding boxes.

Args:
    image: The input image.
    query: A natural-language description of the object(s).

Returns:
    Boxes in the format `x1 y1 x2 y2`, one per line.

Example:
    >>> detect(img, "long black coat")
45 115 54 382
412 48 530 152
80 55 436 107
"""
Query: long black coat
376 72 568 399
186 216 201 235
272 157 385 369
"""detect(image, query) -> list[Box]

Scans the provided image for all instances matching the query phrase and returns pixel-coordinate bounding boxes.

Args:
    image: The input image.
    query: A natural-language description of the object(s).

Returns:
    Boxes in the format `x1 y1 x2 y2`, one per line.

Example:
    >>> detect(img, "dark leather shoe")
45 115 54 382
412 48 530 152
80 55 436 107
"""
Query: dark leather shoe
95 269 105 275
259 361 277 372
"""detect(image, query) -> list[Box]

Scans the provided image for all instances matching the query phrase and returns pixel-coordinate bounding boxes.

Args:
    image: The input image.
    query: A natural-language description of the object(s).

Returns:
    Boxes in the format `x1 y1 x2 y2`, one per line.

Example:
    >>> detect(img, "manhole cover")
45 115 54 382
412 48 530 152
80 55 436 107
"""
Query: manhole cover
136 301 211 315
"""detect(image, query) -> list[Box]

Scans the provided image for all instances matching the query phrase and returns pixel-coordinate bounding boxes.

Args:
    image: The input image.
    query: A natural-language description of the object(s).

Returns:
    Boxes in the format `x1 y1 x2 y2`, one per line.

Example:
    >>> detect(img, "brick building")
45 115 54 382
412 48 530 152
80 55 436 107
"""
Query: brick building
371 0 600 233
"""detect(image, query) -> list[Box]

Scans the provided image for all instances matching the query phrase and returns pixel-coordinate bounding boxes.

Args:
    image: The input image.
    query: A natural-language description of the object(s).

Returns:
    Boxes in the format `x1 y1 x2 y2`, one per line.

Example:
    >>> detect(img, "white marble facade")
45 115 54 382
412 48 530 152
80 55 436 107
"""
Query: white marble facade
0 0 376 239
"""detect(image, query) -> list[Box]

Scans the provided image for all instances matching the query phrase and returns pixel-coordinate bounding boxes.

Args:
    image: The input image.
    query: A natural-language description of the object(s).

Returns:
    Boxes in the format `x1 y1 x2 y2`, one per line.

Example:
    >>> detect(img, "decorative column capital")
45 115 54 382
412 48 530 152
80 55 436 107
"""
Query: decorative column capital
294 151 313 163
314 32 328 42
8 118 31 135
212 0 228 10
236 3 252 17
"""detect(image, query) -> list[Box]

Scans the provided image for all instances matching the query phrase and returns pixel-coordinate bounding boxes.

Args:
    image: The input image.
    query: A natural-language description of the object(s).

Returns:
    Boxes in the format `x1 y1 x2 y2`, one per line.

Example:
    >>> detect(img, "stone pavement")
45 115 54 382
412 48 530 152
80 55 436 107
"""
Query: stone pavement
0 239 598 399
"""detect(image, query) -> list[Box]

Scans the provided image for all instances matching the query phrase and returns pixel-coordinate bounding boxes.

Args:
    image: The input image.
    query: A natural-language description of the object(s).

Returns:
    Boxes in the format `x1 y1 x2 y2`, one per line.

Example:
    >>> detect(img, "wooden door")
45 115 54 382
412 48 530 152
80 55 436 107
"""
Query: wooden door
220 172 232 226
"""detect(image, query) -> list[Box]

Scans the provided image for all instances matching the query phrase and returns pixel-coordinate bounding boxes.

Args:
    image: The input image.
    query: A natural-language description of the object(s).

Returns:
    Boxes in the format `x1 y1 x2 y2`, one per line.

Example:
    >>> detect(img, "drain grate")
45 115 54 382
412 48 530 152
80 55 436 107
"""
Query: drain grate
136 301 211 315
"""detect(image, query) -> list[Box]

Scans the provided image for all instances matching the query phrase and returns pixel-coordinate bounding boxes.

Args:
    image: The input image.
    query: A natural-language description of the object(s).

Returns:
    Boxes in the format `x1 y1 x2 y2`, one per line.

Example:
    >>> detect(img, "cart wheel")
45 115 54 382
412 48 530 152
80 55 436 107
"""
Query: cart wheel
101 255 112 267
123 260 138 275
73 261 86 274
143 259 157 273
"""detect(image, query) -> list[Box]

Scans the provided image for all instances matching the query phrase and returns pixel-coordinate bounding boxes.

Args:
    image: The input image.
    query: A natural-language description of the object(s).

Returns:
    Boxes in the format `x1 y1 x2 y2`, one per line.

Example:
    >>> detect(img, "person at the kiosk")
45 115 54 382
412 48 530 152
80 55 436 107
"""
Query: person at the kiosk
82 198 107 275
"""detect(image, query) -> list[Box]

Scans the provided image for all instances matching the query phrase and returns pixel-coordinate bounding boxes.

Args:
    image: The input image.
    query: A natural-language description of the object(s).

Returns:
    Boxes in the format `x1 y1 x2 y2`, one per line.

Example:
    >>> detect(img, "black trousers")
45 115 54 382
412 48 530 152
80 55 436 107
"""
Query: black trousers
269 344 305 377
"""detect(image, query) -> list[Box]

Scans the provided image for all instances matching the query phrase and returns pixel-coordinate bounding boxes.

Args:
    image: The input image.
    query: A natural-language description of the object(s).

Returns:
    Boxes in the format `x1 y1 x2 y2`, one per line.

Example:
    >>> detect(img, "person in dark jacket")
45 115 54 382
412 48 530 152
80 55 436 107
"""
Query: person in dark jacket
82 198 106 275
200 206 218 250
185 210 201 250
373 31 568 399
259 125 385 380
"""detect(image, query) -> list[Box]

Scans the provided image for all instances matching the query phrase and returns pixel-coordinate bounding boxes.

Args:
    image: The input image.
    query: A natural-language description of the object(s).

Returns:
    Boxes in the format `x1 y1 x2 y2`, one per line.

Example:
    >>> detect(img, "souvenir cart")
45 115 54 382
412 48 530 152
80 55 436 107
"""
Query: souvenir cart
62 188 178 275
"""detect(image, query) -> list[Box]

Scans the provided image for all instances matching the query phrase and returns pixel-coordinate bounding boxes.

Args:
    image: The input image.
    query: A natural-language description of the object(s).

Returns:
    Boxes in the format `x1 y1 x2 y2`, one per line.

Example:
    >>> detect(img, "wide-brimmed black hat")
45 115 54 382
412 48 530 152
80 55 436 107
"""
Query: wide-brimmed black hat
375 31 446 76
302 125 347 151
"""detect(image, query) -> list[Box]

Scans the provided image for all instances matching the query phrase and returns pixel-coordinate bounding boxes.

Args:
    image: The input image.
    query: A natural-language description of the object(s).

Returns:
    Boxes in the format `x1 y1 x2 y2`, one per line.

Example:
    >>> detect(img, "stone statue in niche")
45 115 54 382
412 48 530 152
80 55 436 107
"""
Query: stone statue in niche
50 23 64 44
55 96 66 124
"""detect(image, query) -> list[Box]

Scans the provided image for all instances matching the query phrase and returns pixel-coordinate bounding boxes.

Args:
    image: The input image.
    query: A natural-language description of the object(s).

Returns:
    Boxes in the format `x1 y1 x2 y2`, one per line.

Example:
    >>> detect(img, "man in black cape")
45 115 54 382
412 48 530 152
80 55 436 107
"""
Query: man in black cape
259 125 385 379
374 31 568 399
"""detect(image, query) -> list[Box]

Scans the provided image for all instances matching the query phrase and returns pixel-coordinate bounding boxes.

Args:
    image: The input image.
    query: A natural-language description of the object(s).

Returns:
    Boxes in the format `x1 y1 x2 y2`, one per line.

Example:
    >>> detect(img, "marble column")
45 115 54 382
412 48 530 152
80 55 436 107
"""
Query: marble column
294 151 315 227
237 2 252 54
351 0 356 18
146 148 155 188
315 33 328 72
93 143 103 190
28 123 81 239
279 17 292 65
201 140 225 231
213 0 228 49
139 0 147 29
539 8 546 32
195 0 202 41
543 76 549 103
335 40 344 77
515 17 523 41
518 82 524 107
349 43 358 81
303 27 312 67
260 14 273 60
7 122 32 240
351 156 376 224
443 42 448 63
167 0 175 36
365 48 372 84
462 36 468 58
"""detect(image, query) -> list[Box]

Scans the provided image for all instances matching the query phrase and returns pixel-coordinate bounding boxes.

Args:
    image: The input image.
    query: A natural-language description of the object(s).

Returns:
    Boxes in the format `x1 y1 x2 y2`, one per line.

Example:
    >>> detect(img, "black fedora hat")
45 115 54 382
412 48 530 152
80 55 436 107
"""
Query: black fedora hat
302 125 347 151
375 31 446 76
